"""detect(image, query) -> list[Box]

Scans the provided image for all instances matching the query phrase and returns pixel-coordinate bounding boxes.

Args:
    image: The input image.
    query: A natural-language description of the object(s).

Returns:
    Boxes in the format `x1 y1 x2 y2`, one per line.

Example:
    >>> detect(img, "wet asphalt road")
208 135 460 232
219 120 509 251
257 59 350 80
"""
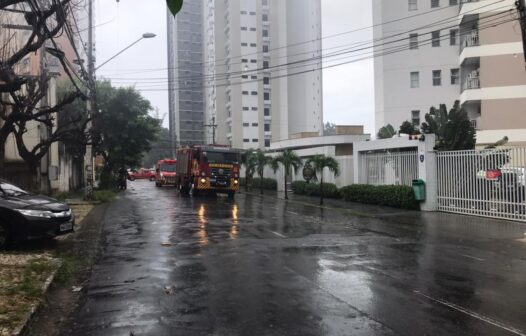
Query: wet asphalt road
66 181 526 336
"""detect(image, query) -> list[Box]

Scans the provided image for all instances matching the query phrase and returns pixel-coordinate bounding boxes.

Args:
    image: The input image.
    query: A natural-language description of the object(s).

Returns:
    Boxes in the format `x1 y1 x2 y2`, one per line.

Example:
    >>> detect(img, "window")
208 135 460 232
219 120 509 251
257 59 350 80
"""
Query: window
242 91 249 95
241 59 248 63
249 11 256 15
409 34 418 49
243 123 249 127
243 139 249 143
252 139 259 143
263 30 268 37
242 107 249 111
262 14 268 21
241 42 248 46
450 29 458 45
241 27 247 31
242 75 248 79
264 92 270 100
240 11 247 14
450 68 459 85
408 0 417 10
411 110 420 126
250 59 257 63
264 108 270 116
251 75 257 79
263 45 269 52
250 43 257 47
262 0 268 5
449 0 458 5
265 139 271 147
410 72 420 88
251 107 258 111
433 70 442 86
264 124 270 132
431 30 440 47
251 91 258 95
263 77 270 85
263 61 269 69
250 27 257 31
252 123 258 127
431 0 439 7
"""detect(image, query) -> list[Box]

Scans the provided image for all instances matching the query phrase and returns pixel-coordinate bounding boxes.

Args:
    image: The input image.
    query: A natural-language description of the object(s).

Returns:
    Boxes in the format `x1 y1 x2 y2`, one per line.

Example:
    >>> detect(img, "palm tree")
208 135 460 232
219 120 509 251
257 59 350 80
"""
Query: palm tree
272 149 302 200
306 155 340 206
254 149 272 194
242 149 257 192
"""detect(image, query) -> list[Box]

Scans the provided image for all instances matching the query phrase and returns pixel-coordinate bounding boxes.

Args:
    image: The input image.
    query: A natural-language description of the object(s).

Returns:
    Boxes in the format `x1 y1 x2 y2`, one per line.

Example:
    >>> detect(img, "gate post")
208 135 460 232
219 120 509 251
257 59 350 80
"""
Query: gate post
418 134 437 211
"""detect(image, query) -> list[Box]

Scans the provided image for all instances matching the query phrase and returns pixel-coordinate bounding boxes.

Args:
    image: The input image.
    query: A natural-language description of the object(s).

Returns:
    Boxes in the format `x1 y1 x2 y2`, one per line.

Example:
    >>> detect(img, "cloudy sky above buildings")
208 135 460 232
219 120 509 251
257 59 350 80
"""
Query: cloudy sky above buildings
95 0 375 134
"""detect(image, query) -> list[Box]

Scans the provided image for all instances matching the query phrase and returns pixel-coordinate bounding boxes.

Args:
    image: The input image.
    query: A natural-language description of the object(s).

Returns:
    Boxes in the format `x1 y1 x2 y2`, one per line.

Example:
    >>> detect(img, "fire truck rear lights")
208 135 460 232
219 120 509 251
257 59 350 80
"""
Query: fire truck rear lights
486 169 502 180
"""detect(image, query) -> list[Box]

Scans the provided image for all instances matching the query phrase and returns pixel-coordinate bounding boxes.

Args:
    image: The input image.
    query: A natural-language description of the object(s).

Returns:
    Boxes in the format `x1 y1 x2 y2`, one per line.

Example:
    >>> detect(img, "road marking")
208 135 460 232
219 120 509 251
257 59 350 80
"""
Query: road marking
287 211 300 215
271 231 287 238
459 254 485 262
414 291 526 336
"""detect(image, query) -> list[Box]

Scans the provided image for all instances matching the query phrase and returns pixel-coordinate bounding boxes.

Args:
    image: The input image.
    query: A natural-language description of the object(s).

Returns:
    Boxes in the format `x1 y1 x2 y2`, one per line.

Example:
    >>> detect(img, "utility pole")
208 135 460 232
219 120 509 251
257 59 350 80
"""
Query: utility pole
84 0 95 199
518 0 526 65
39 43 50 194
204 116 218 145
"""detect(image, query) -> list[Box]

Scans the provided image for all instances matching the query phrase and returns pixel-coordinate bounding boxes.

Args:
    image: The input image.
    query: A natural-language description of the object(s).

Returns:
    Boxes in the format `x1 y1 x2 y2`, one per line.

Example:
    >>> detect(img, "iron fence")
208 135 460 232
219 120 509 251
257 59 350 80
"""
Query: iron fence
437 148 526 222
359 150 418 186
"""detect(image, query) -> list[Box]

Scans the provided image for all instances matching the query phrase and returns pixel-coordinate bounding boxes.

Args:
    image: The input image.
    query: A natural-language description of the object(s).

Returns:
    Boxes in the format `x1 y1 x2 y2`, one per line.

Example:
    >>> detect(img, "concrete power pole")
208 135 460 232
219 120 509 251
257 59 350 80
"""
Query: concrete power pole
166 9 177 157
84 0 95 199
518 0 526 64
39 44 50 194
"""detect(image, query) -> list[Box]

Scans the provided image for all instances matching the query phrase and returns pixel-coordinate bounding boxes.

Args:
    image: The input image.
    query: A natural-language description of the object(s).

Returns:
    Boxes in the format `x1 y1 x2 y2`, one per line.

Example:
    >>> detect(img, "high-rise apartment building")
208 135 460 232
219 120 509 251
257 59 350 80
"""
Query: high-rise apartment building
373 0 526 145
203 0 323 149
167 1 205 149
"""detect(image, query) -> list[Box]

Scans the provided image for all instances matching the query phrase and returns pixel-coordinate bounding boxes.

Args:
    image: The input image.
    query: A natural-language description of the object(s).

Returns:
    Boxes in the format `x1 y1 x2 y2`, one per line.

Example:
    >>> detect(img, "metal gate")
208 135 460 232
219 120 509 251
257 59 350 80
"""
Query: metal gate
437 148 526 222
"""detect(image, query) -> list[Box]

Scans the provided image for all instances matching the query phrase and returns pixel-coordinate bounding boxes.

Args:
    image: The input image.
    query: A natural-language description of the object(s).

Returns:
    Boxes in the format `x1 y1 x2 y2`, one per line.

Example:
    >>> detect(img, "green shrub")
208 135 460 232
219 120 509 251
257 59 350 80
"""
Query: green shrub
291 181 307 194
292 182 340 199
340 184 419 210
242 177 277 190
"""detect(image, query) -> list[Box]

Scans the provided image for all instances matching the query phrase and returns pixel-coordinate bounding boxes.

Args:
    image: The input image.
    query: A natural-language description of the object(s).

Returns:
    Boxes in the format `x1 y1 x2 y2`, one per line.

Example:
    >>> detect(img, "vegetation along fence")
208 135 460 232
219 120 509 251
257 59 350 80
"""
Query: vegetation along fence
437 148 526 222
359 150 418 186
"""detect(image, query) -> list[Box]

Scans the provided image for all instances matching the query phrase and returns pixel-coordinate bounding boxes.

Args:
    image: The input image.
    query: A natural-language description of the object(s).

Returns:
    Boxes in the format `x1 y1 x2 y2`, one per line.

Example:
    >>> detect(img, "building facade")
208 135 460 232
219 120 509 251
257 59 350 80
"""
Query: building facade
203 0 323 149
373 0 526 145
167 0 206 148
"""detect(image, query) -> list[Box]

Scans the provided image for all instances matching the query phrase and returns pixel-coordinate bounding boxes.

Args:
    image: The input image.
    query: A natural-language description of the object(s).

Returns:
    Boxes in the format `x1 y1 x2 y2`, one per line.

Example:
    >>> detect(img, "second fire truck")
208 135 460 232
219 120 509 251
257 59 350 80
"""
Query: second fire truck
175 145 242 197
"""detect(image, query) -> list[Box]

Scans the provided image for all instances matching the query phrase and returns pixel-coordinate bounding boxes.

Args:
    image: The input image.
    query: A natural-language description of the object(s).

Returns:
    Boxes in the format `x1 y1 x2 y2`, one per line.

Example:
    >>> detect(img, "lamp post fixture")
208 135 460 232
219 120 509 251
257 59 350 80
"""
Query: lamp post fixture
84 32 156 199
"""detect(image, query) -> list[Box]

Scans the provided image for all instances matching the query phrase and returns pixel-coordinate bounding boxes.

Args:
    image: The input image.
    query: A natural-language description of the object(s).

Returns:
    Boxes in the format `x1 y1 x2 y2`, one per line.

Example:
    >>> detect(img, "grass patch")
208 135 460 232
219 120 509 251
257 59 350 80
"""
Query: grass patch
54 254 88 284
0 254 58 334
93 189 117 203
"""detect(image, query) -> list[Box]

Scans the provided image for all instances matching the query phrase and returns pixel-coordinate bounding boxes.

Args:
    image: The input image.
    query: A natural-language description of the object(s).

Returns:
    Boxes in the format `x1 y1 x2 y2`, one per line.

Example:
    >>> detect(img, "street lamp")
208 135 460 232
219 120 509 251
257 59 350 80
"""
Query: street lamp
95 32 156 71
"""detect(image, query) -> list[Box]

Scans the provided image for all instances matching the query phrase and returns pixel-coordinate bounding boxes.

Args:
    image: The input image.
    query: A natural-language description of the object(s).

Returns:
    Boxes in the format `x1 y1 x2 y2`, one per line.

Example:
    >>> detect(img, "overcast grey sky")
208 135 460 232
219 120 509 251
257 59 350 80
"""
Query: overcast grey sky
95 0 375 134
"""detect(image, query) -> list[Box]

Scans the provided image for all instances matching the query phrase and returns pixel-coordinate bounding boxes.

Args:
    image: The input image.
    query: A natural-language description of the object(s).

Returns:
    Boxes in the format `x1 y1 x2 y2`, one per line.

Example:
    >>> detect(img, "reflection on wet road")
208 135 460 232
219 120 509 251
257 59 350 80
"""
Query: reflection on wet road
67 181 526 336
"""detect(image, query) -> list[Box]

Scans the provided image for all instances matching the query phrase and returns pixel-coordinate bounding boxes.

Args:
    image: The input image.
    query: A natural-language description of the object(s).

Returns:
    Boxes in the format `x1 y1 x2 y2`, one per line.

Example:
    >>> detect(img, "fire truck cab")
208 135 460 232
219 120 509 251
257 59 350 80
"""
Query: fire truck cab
155 159 177 187
175 145 241 196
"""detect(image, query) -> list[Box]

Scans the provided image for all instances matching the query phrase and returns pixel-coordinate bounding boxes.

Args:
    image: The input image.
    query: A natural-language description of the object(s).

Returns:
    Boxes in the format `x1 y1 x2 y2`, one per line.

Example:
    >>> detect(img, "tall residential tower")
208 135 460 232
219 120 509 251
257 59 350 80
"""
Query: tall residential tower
203 0 323 149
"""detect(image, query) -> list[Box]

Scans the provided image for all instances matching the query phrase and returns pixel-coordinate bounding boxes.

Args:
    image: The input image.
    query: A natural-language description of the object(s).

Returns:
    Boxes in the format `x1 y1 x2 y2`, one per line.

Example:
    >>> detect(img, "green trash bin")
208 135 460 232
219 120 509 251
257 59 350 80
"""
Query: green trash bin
412 179 426 201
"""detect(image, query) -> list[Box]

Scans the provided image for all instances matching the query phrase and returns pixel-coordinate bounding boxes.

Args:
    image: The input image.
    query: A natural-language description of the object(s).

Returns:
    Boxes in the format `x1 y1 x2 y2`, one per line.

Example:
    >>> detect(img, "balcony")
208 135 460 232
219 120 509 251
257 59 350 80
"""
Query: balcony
461 30 479 50
464 73 480 90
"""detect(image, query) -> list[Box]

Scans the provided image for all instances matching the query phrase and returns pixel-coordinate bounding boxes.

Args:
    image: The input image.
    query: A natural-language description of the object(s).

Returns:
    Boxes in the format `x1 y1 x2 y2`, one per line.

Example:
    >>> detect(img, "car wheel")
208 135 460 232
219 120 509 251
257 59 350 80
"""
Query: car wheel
0 223 11 250
129 176 135 181
149 176 155 182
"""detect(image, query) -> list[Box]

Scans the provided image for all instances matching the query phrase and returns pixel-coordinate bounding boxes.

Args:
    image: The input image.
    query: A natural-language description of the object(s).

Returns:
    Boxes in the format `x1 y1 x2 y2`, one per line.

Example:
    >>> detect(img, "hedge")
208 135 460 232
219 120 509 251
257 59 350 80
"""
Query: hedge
291 181 341 199
340 184 419 210
240 177 277 191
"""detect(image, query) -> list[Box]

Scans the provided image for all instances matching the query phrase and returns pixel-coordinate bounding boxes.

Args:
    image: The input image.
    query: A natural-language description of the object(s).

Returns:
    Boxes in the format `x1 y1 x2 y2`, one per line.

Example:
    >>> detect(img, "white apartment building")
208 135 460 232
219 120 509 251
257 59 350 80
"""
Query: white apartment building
203 0 323 149
373 0 526 146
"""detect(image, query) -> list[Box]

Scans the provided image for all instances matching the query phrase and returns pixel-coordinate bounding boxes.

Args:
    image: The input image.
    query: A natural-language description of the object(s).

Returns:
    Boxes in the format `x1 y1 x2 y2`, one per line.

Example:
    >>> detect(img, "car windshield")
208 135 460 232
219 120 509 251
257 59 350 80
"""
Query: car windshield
204 151 240 164
0 181 29 197
160 163 176 172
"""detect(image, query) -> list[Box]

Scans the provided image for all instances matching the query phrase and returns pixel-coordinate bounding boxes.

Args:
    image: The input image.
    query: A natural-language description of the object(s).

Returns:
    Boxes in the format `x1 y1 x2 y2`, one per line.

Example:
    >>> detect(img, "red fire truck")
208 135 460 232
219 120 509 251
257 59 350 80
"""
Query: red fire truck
155 159 177 187
175 145 242 196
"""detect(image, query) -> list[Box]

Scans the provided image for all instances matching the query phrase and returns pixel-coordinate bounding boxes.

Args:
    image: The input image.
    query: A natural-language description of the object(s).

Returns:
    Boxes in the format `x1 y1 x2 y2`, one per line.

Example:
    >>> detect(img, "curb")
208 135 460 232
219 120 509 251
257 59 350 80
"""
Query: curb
13 259 61 336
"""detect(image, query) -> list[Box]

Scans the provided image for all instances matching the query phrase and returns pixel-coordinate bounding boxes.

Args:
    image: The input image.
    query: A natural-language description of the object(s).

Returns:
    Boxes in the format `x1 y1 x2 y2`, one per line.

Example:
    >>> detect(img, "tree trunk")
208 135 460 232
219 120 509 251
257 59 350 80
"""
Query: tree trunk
284 172 288 200
245 170 249 192
320 176 324 206
260 174 264 195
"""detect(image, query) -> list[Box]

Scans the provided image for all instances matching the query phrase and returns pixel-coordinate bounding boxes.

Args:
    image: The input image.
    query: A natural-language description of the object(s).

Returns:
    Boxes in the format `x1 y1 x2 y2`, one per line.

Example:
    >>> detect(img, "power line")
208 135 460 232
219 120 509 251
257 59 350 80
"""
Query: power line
103 9 517 89
99 0 507 77
129 15 519 93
